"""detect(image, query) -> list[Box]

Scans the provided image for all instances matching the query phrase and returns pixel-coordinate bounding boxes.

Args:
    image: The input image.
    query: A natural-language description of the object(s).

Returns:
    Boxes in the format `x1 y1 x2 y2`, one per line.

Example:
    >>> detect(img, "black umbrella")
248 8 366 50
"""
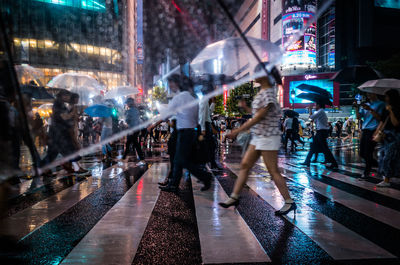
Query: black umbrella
296 84 332 99
297 93 332 106
20 84 54 100
284 109 299 118
331 65 382 84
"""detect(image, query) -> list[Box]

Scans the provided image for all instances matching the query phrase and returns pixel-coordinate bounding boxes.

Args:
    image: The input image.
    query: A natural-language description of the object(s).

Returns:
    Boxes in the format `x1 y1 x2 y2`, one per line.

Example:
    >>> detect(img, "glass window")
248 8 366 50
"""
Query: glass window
37 40 45 49
93 46 99 55
87 45 94 54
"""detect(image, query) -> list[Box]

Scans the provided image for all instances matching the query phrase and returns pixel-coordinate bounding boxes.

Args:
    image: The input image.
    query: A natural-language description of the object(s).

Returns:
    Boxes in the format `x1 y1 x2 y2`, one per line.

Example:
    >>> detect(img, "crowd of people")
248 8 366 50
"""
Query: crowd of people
4 62 399 215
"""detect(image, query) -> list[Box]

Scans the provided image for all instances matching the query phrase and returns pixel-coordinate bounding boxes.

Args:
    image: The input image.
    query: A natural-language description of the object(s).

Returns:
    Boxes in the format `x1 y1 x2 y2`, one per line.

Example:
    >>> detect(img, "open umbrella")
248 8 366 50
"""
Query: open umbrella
84 104 113 118
190 37 282 78
20 84 54 100
104 86 139 99
284 109 299 118
296 84 332 99
358 78 400 95
47 72 103 90
14 64 44 86
331 65 382 84
297 93 333 106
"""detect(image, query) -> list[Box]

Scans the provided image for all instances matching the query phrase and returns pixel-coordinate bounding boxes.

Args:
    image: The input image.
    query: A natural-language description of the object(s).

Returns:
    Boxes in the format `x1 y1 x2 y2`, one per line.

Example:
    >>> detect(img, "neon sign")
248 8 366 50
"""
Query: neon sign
34 0 106 12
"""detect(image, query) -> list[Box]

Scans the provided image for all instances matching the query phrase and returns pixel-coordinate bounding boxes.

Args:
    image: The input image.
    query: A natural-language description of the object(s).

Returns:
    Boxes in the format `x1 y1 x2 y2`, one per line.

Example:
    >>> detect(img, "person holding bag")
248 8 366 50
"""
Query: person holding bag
219 63 296 216
374 89 400 187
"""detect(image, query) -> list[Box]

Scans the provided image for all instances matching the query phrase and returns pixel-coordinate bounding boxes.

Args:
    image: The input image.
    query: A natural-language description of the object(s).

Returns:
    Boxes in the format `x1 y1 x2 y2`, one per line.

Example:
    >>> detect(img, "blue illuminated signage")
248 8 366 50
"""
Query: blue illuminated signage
34 0 106 12
289 79 334 104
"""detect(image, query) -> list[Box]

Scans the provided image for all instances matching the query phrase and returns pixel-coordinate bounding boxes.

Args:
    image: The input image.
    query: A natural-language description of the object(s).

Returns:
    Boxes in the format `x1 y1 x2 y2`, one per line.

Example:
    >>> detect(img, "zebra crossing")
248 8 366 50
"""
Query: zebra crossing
1 141 399 264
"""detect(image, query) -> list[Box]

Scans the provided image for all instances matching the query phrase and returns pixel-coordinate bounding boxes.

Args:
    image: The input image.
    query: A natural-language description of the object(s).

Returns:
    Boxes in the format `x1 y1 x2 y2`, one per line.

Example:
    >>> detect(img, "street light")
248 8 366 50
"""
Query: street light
290 90 296 110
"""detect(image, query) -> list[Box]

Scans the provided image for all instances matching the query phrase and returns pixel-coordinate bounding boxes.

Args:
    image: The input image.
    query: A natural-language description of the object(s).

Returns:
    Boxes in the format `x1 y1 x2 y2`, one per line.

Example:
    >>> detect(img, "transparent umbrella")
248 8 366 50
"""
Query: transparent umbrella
14 64 44 86
104 86 139 99
190 37 282 79
47 73 103 105
47 72 103 90
358 78 400 95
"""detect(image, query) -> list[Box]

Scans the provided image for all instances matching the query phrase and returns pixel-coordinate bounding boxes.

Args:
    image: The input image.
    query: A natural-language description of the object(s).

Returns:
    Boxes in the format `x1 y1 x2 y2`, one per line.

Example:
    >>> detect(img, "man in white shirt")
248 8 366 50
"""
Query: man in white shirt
301 101 338 169
148 74 212 192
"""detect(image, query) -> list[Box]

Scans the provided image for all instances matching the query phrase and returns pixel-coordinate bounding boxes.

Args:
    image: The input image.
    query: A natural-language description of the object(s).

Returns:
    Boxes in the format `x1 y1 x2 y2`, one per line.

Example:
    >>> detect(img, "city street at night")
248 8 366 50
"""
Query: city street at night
1 140 400 264
1 0 400 264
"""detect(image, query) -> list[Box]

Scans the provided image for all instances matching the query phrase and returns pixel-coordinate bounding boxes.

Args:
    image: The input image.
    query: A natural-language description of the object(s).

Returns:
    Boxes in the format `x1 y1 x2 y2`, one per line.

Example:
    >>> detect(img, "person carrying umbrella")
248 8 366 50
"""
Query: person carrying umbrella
41 90 88 175
123 98 145 165
301 101 339 169
355 92 385 179
219 63 296 215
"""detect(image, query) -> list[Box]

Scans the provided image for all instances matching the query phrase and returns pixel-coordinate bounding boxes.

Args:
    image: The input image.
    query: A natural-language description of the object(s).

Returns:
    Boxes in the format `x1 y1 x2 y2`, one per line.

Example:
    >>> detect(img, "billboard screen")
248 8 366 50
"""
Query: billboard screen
375 0 400 9
282 1 317 68
289 79 334 104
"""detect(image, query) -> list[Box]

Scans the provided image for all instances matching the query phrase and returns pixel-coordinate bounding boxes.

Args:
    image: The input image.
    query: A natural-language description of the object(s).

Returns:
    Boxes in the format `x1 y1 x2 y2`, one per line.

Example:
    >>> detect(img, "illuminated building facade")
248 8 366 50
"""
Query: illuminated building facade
0 0 138 90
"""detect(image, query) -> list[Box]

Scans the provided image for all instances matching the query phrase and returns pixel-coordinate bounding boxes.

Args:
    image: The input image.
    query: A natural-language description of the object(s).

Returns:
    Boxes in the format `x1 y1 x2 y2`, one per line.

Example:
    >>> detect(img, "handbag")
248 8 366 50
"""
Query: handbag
373 117 389 143
237 131 252 155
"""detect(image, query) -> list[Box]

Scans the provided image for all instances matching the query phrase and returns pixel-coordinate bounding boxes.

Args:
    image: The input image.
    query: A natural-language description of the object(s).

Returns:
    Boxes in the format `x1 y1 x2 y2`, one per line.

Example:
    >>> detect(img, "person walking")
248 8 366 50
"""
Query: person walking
123 98 145 165
148 74 212 193
283 116 296 152
41 91 86 175
158 119 178 186
219 63 296 215
375 89 400 187
355 93 385 179
301 102 339 169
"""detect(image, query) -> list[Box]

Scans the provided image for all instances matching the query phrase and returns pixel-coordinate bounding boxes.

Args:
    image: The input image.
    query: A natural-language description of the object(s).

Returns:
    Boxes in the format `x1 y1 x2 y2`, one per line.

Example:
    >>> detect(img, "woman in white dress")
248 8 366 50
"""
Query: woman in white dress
219 63 296 216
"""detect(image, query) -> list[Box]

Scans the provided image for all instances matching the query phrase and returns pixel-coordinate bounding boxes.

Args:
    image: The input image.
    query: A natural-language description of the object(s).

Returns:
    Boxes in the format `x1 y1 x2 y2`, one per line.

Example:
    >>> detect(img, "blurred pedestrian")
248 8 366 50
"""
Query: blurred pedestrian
220 63 296 215
123 98 145 165
376 89 400 187
356 93 385 179
148 74 212 192
301 102 338 169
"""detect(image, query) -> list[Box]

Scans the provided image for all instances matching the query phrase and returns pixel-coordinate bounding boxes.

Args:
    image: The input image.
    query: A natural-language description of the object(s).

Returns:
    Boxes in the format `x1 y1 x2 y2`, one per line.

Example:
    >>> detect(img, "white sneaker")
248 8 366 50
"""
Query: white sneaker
137 161 146 166
376 181 390 187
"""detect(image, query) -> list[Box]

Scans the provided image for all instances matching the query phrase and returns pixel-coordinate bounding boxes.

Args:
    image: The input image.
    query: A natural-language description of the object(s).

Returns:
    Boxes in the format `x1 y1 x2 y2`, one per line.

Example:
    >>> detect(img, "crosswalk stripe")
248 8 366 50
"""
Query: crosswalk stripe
192 177 270 264
283 161 400 201
225 162 396 260
0 163 129 241
277 163 400 230
61 163 167 265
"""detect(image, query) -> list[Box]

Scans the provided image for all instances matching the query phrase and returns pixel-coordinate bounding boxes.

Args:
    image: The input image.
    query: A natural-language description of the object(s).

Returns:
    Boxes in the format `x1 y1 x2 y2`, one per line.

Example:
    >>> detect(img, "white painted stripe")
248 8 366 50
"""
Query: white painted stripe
226 163 395 260
277 163 400 230
61 163 167 265
0 163 131 240
284 162 400 201
192 178 270 264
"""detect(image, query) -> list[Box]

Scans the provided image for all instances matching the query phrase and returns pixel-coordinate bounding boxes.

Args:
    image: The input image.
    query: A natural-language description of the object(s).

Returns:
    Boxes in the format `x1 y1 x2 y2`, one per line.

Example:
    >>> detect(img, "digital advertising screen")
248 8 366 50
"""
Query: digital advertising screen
375 0 400 9
289 79 334 104
282 1 317 68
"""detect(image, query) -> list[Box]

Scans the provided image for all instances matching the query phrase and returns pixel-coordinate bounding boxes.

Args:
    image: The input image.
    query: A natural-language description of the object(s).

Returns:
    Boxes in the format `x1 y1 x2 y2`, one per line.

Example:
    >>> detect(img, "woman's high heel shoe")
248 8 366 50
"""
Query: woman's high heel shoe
219 197 240 208
275 202 297 216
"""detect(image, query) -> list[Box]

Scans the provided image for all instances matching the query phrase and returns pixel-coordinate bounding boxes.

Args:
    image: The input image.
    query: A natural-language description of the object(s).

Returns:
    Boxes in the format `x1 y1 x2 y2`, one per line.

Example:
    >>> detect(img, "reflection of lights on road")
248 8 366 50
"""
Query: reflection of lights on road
296 173 309 185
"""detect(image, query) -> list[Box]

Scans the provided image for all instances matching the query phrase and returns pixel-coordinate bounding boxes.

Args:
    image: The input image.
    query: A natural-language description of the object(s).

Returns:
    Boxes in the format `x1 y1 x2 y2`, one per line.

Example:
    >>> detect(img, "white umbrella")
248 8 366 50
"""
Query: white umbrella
358 78 400 95
191 37 282 78
14 64 44 86
47 72 103 90
47 73 103 105
104 86 139 99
